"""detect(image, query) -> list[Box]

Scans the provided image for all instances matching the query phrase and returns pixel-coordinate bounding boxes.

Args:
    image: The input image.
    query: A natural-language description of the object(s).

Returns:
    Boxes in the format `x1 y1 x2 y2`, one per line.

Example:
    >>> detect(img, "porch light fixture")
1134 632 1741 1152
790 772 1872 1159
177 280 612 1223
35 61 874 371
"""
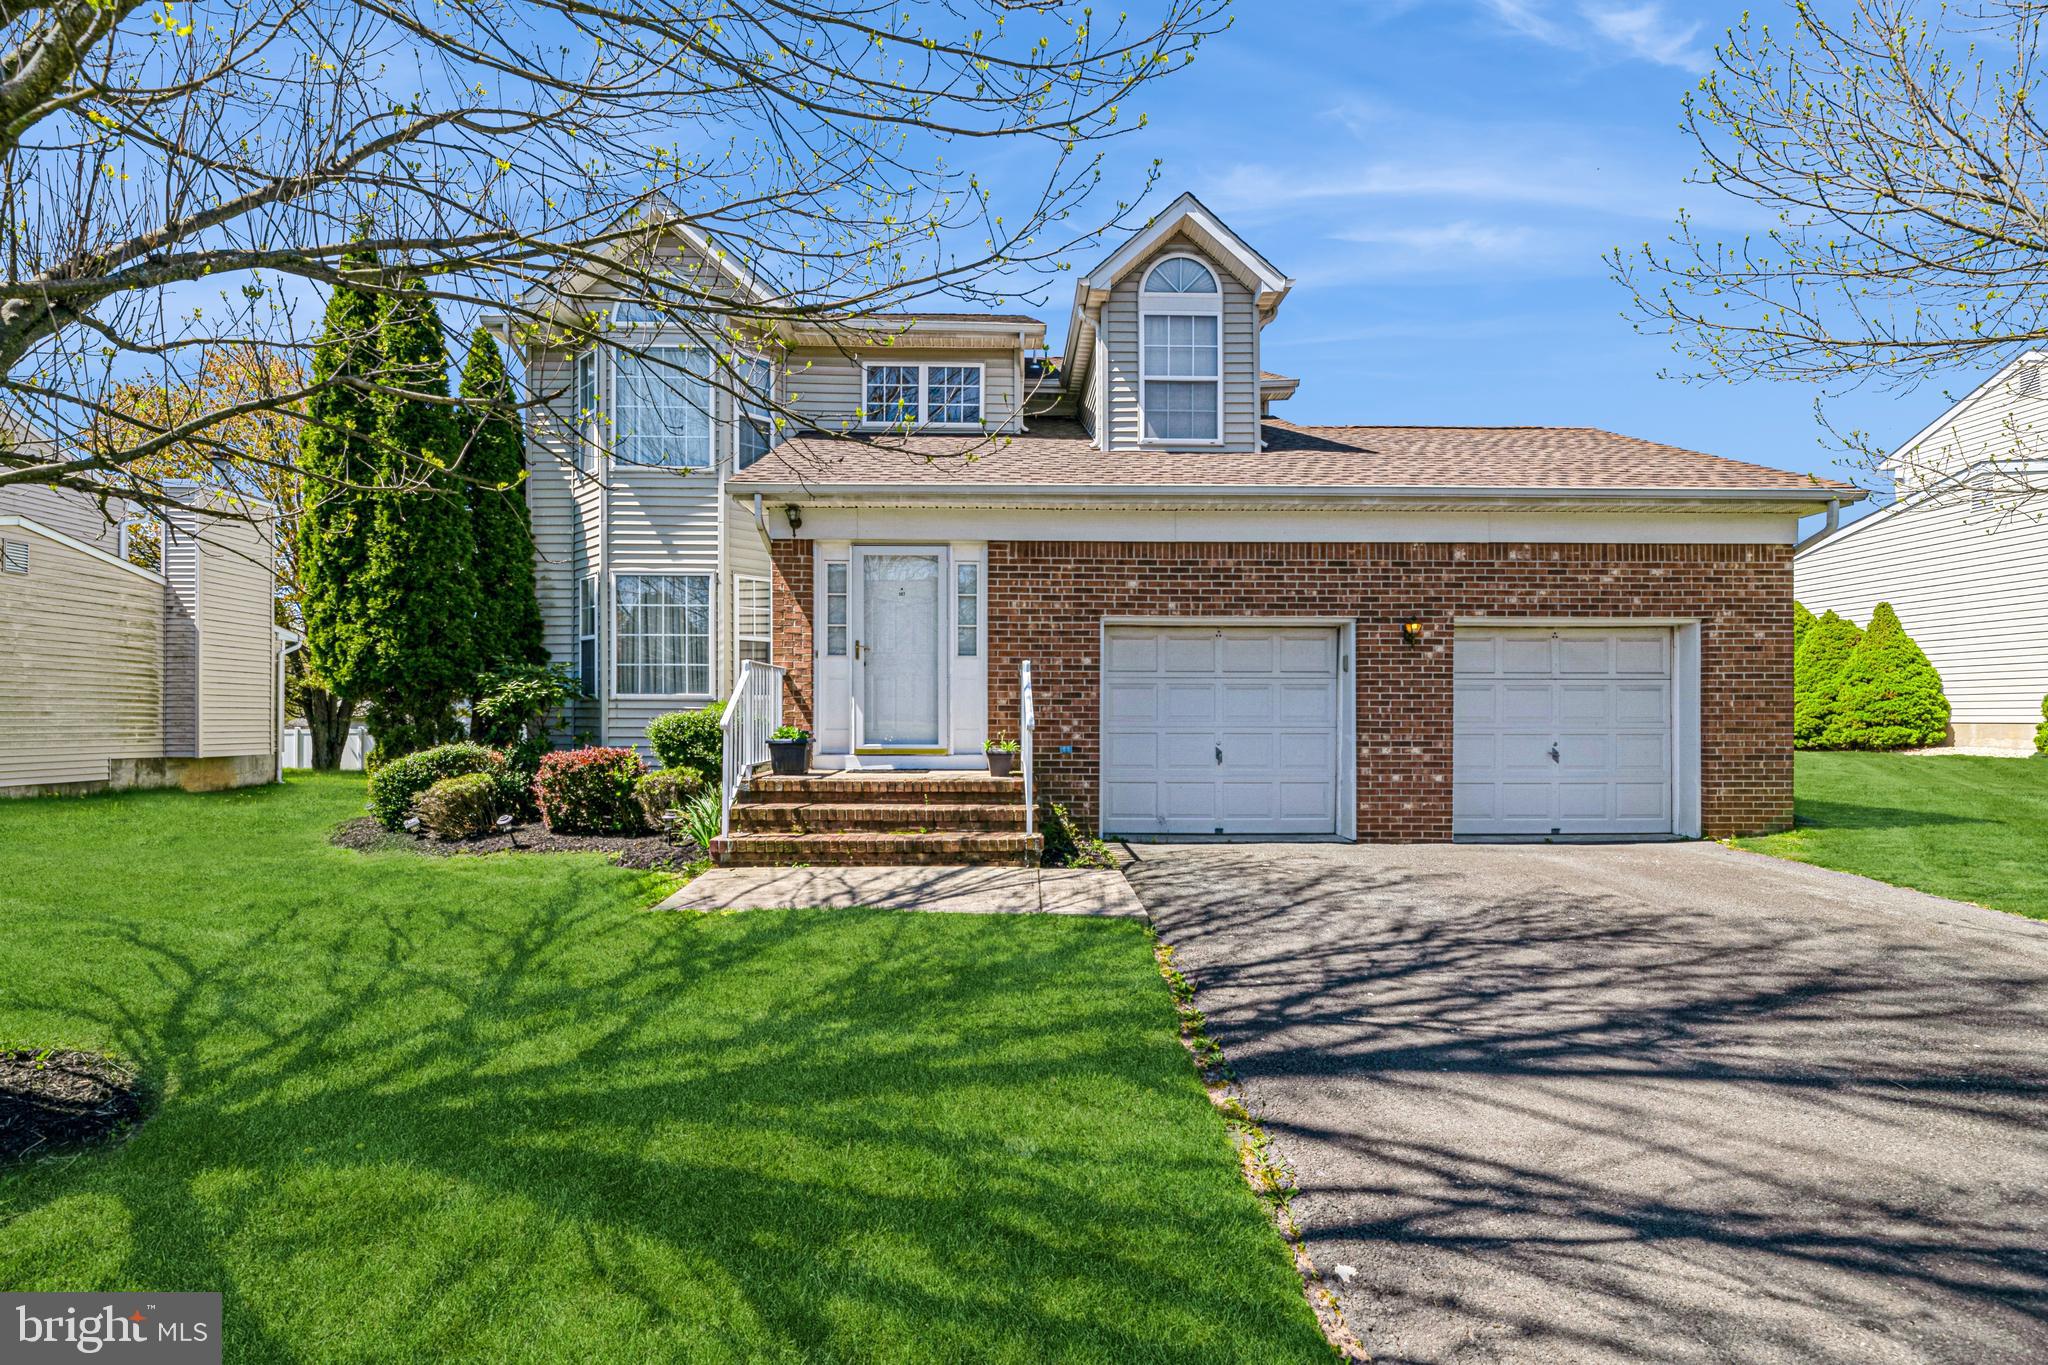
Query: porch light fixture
1401 620 1424 646
783 504 803 532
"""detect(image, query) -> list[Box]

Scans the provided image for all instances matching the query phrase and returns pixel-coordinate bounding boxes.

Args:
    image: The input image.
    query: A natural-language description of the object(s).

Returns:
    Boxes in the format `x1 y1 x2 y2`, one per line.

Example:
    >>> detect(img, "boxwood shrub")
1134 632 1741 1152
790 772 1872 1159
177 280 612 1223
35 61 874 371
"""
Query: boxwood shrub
415 772 504 840
647 703 725 780
366 742 505 830
634 767 706 828
535 747 647 834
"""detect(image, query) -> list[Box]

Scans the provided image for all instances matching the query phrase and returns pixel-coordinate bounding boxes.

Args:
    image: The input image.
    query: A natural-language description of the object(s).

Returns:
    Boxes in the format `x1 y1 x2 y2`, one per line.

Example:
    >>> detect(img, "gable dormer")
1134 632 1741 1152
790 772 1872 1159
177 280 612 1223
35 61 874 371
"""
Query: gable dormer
1063 193 1293 453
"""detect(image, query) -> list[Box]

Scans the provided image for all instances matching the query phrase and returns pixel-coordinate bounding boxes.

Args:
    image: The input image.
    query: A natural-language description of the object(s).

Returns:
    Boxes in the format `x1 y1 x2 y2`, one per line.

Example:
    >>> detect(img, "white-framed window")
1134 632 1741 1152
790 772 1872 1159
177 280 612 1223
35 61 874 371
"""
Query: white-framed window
612 345 712 468
573 350 597 476
955 562 979 656
1139 254 1221 443
736 354 776 469
823 561 848 657
860 362 983 428
577 575 599 695
735 574 772 676
615 573 711 697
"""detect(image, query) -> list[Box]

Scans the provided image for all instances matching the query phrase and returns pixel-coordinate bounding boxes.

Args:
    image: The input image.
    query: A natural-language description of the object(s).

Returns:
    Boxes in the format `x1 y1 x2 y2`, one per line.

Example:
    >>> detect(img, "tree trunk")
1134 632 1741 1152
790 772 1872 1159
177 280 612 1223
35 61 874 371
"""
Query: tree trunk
302 687 357 770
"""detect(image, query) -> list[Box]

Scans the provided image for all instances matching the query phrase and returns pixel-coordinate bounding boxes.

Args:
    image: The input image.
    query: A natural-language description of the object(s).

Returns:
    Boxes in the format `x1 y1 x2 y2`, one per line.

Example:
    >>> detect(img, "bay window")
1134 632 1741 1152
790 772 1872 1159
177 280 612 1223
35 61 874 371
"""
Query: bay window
615 574 711 697
613 346 712 467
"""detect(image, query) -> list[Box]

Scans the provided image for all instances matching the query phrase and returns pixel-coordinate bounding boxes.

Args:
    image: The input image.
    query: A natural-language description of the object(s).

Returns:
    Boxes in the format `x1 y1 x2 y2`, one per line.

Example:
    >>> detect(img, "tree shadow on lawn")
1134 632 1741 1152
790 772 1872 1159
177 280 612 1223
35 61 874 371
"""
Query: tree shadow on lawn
1789 795 1986 831
0 864 1325 1364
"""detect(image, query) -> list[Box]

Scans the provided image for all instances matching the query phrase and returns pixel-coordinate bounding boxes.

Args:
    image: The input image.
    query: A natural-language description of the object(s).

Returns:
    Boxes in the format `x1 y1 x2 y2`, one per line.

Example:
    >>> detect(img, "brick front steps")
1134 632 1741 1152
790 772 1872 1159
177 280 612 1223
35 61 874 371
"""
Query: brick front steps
711 772 1043 868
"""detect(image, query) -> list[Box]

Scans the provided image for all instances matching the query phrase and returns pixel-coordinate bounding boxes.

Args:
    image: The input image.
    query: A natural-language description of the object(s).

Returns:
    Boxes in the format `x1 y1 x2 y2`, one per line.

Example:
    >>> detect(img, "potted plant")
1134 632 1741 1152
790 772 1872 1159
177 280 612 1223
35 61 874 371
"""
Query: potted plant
984 735 1021 777
767 725 813 776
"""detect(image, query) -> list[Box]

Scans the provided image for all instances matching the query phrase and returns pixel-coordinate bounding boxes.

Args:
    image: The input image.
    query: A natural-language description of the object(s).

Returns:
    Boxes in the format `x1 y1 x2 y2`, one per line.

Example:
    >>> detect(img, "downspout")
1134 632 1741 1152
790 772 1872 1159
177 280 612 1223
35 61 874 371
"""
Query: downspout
1794 498 1844 552
275 628 302 782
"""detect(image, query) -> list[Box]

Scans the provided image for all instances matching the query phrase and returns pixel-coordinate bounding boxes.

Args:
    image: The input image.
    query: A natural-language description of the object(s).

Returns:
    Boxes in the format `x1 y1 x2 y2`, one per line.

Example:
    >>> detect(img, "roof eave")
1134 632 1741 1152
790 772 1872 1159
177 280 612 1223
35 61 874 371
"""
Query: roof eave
727 481 1864 509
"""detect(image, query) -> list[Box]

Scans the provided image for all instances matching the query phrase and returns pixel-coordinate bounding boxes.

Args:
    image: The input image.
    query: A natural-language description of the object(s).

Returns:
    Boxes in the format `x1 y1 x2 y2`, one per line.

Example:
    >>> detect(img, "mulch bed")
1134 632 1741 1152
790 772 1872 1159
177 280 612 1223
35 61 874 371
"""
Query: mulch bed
0 1050 146 1163
330 817 699 871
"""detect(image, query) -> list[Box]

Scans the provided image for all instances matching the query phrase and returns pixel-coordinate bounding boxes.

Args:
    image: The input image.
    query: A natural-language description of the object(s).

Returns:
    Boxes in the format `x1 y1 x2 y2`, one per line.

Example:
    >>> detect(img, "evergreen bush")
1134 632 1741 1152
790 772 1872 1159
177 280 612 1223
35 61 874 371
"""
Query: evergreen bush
366 742 505 829
1792 600 1815 651
415 772 503 840
1792 610 1861 748
2037 694 2048 756
635 768 706 828
647 704 726 779
1821 602 1951 750
534 747 646 834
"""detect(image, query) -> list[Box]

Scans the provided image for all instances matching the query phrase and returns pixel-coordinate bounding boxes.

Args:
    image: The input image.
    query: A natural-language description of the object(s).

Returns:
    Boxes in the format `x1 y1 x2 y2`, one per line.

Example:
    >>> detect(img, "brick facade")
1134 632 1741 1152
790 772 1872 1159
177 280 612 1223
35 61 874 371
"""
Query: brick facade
772 538 1795 842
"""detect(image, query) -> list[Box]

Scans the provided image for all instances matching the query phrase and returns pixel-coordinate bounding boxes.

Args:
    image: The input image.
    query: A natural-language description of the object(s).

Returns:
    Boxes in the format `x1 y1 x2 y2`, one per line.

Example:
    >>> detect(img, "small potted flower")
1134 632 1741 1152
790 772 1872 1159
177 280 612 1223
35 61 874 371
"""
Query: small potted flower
984 734 1021 777
767 725 813 776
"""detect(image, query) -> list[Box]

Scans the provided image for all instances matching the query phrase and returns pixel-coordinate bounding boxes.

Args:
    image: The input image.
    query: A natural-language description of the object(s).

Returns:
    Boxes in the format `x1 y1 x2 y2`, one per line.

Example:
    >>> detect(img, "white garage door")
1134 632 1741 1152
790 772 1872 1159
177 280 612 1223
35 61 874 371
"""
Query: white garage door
1102 626 1342 836
1454 627 1674 837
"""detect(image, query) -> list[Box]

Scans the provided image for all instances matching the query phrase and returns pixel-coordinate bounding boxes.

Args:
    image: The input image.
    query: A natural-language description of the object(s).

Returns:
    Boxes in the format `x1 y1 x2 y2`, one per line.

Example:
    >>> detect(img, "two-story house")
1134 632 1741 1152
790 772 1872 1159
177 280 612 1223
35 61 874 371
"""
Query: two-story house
522 191 1859 850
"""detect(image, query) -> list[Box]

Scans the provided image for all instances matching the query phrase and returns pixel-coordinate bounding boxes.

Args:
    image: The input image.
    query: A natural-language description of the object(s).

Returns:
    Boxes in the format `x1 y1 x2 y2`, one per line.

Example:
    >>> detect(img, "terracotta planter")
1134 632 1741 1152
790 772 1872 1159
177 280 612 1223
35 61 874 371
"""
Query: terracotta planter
986 750 1018 777
767 738 812 776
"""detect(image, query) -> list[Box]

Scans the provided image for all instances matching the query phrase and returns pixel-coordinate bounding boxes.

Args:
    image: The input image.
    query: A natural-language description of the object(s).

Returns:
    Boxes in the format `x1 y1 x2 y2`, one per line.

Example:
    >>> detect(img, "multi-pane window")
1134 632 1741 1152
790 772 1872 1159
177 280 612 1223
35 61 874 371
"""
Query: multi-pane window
735 575 772 675
824 562 848 656
1140 256 1222 443
955 562 979 657
615 574 711 696
737 355 775 469
577 576 599 695
862 363 983 427
613 346 712 467
926 366 982 425
863 365 918 426
574 351 597 475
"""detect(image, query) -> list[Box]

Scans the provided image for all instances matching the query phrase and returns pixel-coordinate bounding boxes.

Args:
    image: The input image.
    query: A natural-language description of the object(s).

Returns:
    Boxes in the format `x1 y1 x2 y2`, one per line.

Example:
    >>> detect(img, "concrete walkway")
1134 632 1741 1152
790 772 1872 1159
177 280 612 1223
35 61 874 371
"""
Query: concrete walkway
656 865 1148 917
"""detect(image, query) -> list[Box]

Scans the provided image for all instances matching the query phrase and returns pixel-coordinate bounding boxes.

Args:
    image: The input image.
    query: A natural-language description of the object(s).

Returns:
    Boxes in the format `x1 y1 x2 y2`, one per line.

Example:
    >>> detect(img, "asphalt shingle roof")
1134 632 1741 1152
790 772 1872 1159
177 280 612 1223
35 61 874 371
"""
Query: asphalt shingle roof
730 418 1855 494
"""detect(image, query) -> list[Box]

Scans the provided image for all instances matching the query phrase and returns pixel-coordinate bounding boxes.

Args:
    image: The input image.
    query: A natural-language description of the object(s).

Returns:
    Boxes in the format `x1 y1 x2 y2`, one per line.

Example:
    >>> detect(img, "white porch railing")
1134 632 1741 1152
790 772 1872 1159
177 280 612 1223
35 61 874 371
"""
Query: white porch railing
720 660 786 839
1020 659 1036 837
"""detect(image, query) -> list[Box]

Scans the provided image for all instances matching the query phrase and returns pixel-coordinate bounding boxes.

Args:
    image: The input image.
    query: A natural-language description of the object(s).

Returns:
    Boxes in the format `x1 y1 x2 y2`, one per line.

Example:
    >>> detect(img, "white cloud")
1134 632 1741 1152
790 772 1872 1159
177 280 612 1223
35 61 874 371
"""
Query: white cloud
1477 0 1710 71
1334 220 1542 258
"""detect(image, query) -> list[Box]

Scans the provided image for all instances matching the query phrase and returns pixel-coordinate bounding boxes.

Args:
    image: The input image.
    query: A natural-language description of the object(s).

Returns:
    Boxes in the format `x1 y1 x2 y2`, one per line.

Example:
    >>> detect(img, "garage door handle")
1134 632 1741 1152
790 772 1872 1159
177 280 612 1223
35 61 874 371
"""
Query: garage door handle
1548 744 1560 763
1215 744 1224 765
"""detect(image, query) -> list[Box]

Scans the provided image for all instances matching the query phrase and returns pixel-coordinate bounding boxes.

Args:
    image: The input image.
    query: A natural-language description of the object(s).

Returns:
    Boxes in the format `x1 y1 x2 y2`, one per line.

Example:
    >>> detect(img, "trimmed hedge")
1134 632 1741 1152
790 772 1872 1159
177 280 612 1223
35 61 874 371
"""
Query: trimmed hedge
415 772 503 840
1792 611 1862 749
366 742 505 829
634 767 706 828
647 704 724 780
1820 603 1951 750
535 747 646 834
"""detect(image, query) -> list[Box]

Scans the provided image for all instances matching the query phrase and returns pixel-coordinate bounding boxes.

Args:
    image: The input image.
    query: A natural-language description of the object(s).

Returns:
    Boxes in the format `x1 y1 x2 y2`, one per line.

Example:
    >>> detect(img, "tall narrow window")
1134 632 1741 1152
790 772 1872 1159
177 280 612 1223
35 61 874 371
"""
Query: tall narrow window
1139 256 1221 442
955 562 979 657
863 364 918 426
824 562 848 656
577 575 599 695
737 355 776 469
735 575 772 676
574 351 597 474
613 346 712 467
615 574 711 696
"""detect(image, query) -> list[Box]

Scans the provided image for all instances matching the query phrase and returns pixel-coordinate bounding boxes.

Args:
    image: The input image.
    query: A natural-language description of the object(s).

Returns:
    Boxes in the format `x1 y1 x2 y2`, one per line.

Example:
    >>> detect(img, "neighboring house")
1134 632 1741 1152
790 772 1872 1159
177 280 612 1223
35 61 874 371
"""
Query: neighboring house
0 472 285 797
1796 352 2048 750
718 192 1862 842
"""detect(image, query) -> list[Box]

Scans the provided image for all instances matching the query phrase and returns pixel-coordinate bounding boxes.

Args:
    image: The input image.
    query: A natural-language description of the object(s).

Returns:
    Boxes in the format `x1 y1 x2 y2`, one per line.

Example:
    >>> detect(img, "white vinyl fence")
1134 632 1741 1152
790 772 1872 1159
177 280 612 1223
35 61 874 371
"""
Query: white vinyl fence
282 725 373 771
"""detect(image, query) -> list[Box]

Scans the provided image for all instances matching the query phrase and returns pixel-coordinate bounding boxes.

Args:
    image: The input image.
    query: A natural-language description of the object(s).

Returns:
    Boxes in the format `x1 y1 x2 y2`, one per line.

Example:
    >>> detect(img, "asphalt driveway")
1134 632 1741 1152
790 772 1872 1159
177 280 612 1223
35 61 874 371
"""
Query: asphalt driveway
1124 842 2048 1364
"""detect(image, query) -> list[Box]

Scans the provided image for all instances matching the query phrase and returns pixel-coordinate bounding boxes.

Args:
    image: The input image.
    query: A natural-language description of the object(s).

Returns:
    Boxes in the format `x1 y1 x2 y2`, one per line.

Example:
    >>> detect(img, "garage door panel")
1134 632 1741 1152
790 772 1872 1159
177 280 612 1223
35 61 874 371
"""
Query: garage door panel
1455 626 1675 837
1103 625 1341 837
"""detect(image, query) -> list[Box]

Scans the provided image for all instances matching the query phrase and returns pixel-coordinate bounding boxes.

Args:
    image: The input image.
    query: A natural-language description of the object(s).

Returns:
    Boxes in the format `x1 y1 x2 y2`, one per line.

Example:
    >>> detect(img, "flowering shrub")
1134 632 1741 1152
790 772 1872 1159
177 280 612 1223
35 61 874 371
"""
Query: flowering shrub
366 742 505 830
534 747 646 834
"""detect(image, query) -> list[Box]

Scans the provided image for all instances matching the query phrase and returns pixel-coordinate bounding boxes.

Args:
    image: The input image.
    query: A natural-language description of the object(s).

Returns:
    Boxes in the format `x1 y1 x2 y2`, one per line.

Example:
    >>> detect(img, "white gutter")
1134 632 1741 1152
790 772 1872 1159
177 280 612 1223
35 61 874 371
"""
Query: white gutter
1793 497 1845 552
726 481 1866 506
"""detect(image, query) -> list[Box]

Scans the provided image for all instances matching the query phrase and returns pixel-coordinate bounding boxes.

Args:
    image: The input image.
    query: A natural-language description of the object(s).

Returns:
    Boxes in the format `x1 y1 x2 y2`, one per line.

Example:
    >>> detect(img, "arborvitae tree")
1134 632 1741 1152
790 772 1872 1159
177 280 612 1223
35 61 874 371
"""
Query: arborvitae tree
1792 610 1862 749
1823 603 1951 751
459 330 545 672
1792 600 1815 652
293 249 385 767
355 276 478 758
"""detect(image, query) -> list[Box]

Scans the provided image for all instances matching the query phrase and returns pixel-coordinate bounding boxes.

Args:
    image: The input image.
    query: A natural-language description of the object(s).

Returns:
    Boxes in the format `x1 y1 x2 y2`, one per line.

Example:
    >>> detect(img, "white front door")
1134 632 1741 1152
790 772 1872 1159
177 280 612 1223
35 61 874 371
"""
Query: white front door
1100 625 1343 836
853 548 946 749
1453 627 1675 836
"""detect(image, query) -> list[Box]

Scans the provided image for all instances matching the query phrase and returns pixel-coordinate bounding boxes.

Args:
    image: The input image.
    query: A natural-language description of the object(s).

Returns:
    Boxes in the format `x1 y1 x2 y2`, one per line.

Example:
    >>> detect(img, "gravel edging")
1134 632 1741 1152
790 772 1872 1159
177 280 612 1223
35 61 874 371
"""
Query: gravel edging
330 817 699 871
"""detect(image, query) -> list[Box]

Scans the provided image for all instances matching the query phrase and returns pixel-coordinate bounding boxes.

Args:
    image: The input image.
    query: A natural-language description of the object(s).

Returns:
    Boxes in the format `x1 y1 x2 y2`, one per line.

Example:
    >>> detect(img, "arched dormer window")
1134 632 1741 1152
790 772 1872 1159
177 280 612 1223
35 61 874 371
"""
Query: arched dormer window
1139 253 1221 443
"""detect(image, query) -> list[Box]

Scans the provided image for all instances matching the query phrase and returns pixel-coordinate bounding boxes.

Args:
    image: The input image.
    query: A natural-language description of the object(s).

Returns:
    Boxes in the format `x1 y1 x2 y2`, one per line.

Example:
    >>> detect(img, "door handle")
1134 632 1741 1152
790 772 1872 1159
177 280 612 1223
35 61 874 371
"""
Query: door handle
1215 743 1224 766
1548 744 1560 763
854 639 863 662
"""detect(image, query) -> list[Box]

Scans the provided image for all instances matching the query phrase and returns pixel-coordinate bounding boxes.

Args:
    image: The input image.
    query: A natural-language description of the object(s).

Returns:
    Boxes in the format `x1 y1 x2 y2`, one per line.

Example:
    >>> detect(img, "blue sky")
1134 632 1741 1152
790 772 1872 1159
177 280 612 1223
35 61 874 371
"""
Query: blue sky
1040 0 1970 507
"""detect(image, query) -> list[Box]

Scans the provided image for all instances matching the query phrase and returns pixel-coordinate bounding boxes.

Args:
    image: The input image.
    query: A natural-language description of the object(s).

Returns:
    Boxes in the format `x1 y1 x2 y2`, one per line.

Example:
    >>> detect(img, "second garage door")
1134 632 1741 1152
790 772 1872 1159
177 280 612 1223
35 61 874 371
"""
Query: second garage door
1101 625 1342 836
1453 626 1675 837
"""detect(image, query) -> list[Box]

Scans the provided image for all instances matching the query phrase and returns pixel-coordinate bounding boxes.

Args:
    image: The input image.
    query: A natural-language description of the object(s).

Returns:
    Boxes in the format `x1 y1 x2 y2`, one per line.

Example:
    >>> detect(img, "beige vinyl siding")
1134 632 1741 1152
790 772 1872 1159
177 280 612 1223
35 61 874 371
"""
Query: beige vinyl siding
0 525 163 787
193 516 277 756
0 482 123 551
161 529 200 754
1101 235 1260 452
785 347 1024 434
724 499 774 693
1796 495 2048 728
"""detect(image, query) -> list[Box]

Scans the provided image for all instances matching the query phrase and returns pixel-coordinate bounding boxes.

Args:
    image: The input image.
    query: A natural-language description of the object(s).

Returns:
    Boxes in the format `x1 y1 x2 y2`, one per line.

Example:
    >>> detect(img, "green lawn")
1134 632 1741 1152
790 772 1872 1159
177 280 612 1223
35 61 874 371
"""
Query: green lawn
0 773 1325 1363
1737 752 2048 920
